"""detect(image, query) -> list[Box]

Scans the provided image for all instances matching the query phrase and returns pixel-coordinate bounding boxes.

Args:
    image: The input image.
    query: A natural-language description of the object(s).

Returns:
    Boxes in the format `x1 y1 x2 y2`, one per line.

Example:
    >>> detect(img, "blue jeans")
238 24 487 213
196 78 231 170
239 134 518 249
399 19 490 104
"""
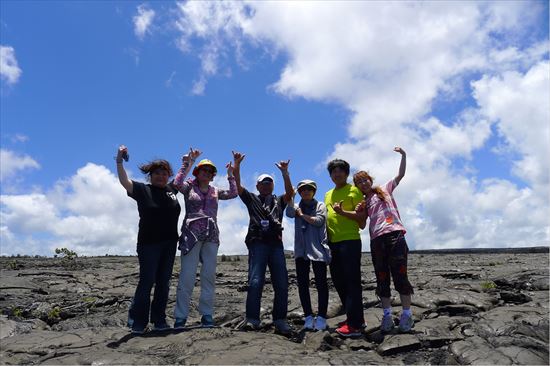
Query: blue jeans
246 242 288 322
128 240 177 329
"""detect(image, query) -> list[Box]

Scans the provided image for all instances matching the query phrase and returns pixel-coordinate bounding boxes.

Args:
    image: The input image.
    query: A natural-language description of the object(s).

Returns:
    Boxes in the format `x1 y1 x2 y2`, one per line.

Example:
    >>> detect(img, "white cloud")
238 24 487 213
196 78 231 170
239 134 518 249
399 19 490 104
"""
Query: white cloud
472 61 550 189
0 149 40 183
0 45 22 85
167 1 549 250
133 4 155 40
174 1 249 94
11 134 29 143
1 163 138 256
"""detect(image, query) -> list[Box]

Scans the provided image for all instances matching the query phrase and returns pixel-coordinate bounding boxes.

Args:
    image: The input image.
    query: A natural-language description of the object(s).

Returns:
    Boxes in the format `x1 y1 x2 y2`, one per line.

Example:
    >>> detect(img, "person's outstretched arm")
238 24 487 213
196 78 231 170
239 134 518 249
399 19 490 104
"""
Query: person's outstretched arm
275 159 293 203
174 147 201 191
394 147 406 185
232 151 246 195
116 145 133 195
219 159 238 200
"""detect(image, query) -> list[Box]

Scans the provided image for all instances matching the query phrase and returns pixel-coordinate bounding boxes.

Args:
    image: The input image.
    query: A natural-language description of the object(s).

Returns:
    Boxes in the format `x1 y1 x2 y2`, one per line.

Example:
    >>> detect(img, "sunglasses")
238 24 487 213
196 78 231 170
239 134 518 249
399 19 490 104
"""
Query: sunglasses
200 168 215 174
299 186 315 192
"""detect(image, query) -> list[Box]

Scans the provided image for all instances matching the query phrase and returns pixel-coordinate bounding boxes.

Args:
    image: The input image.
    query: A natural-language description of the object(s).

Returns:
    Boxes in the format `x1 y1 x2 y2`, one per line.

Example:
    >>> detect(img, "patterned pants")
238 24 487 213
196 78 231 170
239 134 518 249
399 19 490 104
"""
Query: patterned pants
370 231 414 298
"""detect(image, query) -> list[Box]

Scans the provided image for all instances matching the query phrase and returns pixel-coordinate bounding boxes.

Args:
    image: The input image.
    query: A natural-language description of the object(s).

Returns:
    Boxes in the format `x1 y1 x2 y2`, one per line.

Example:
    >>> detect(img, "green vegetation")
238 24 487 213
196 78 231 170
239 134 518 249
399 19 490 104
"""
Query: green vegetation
54 248 78 260
47 306 61 322
11 306 23 318
7 260 19 270
481 281 496 290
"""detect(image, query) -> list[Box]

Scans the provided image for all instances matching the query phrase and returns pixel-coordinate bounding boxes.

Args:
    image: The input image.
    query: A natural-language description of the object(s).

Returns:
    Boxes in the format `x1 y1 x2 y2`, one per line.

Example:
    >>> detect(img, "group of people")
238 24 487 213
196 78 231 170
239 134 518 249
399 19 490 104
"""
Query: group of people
115 145 414 337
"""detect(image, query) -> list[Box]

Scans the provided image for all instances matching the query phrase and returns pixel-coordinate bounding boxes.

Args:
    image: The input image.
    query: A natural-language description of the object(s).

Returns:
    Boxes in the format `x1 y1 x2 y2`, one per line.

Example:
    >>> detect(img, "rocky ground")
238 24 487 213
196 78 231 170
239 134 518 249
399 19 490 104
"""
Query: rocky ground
0 249 548 365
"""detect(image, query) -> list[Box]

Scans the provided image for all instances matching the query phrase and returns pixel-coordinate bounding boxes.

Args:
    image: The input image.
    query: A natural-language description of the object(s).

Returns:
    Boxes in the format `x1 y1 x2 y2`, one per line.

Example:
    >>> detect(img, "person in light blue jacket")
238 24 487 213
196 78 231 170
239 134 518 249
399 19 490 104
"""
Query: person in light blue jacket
286 179 331 331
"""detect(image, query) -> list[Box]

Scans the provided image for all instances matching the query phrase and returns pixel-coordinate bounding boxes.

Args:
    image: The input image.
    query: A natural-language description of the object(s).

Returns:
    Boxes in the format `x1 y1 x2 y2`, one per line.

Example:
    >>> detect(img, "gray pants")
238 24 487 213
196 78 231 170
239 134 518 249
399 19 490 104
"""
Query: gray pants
174 241 219 320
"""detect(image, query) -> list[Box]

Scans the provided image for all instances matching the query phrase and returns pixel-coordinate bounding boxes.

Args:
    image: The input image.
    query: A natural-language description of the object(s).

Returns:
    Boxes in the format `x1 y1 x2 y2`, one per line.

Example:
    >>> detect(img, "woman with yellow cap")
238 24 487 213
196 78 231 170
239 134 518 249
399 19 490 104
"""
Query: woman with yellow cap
172 148 239 329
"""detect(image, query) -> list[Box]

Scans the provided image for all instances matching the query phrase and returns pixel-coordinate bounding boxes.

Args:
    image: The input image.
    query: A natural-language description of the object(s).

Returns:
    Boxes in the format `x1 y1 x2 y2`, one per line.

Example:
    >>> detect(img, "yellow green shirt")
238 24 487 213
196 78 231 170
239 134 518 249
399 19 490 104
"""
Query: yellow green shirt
324 184 364 243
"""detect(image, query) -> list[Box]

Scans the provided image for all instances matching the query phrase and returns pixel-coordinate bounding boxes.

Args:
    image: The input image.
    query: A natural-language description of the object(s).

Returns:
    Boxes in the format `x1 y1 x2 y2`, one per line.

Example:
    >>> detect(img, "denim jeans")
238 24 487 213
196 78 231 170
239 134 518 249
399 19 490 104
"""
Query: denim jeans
174 241 219 320
128 240 177 329
328 239 364 328
246 242 288 322
295 257 329 318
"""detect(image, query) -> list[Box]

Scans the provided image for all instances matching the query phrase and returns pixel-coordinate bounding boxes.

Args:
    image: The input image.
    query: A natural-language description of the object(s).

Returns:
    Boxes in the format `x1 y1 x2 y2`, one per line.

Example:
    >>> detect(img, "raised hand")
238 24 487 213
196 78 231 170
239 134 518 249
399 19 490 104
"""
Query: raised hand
394 146 406 155
226 161 234 177
332 201 344 214
232 151 245 166
183 147 202 163
275 159 290 172
117 145 129 162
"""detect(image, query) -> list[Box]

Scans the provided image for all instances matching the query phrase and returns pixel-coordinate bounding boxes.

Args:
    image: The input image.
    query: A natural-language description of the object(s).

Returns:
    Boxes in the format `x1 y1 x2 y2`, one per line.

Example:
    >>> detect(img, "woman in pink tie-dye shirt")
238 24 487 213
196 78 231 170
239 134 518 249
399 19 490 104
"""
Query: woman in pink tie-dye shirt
353 147 414 333
172 148 239 329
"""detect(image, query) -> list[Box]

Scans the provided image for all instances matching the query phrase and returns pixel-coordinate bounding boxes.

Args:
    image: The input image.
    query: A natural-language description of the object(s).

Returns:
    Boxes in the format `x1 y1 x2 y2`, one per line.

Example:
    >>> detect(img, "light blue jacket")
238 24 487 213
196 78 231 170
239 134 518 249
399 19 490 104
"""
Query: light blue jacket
286 199 331 263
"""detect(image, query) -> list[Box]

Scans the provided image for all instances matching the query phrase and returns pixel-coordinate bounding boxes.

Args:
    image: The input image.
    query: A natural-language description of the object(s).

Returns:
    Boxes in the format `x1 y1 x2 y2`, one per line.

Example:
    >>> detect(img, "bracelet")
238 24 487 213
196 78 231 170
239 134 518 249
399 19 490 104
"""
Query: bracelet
116 160 123 164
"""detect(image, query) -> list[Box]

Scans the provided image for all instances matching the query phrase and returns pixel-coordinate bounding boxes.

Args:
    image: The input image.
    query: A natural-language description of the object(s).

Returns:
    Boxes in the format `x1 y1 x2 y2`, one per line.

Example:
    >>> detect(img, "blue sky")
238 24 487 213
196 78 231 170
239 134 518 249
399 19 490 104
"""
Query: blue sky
1 1 549 256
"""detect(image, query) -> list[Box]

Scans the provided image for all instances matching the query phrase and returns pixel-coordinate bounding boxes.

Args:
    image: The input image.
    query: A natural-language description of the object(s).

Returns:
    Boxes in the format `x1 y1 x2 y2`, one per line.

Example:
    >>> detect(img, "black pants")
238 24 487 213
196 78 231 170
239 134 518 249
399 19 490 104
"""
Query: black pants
328 239 363 328
129 240 177 328
295 257 329 318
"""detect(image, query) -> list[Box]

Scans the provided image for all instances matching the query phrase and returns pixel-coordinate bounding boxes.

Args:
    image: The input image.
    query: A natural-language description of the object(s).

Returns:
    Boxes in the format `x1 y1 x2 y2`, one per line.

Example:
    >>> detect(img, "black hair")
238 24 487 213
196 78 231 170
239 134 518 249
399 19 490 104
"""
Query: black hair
327 159 350 175
139 159 174 177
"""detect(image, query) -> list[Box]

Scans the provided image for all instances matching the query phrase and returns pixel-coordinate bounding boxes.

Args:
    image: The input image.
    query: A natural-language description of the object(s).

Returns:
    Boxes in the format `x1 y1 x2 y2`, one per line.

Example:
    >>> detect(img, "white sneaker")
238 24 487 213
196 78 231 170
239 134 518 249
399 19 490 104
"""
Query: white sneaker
303 315 314 330
314 316 327 331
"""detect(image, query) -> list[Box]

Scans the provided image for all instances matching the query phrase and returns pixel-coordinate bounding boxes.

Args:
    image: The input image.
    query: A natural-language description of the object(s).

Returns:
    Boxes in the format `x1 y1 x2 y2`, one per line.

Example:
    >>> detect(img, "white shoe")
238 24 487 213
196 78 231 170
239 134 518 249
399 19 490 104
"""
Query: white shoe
303 315 314 330
314 316 327 331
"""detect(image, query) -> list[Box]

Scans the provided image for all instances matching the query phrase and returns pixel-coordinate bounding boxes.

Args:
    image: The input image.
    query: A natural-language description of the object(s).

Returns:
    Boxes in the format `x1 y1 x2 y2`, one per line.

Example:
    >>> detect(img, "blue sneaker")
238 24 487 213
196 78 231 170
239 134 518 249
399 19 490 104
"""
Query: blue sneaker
174 318 187 330
398 313 414 333
201 314 215 328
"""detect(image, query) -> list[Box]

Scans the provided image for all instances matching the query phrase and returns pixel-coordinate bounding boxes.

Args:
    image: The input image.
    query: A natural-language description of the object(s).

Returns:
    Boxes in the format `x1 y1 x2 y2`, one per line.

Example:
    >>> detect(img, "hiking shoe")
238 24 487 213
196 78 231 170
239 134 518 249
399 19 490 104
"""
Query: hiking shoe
314 316 327 331
380 314 395 333
131 325 146 335
398 313 414 333
240 318 261 331
152 322 171 332
336 324 362 337
273 319 292 336
174 318 187 330
201 314 215 328
303 315 314 330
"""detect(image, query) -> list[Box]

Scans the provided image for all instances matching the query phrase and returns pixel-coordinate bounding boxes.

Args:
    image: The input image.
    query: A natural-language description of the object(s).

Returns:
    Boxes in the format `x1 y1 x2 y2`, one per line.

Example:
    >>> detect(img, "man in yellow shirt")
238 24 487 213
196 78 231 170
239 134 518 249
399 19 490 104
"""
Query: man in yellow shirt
324 159 365 337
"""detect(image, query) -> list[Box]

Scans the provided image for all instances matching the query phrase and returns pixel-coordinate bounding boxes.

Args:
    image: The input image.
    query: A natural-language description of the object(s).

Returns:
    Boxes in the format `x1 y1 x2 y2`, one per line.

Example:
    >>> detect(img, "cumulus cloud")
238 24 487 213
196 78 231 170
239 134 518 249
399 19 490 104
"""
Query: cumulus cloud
0 149 40 183
133 4 155 40
0 45 22 85
3 2 548 255
167 1 549 250
473 61 550 189
1 163 138 256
